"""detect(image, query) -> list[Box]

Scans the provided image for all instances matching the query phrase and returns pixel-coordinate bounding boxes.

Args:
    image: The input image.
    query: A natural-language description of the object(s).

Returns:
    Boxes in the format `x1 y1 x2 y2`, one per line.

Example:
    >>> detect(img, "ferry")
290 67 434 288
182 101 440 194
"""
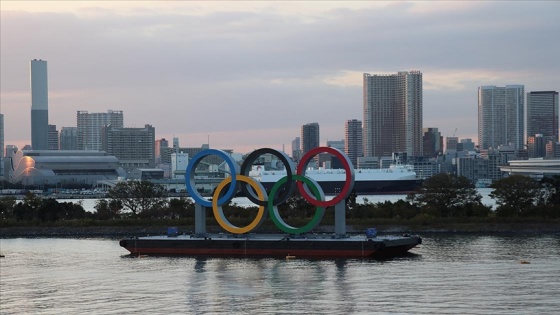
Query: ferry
250 164 422 195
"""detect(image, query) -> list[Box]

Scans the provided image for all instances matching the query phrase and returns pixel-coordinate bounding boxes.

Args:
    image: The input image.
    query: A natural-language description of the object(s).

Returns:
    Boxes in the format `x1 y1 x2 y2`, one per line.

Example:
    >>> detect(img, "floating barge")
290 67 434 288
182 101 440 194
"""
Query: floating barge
119 232 422 258
119 147 423 259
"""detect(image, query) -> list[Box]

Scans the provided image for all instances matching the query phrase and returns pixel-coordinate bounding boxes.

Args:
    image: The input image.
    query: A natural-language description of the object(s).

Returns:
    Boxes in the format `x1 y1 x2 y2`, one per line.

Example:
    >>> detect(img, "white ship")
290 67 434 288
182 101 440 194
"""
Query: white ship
249 164 421 195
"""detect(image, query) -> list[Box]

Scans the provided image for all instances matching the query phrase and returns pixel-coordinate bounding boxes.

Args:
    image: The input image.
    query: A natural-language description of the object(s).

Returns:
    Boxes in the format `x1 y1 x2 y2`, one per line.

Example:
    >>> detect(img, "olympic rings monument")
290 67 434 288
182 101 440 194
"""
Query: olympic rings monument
120 147 422 258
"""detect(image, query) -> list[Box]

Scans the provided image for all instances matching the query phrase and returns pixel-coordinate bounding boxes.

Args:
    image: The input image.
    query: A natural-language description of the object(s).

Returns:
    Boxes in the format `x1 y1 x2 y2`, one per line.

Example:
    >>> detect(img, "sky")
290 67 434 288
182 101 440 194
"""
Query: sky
1 1 559 155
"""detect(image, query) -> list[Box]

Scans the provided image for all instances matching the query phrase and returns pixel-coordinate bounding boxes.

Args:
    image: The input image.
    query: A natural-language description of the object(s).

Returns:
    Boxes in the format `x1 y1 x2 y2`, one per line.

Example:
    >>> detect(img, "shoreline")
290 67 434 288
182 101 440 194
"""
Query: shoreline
2 222 559 238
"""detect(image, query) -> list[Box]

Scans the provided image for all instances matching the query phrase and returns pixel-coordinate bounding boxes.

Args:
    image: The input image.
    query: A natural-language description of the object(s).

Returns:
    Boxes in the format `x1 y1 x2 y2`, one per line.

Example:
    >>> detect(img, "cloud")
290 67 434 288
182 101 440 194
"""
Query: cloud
1 1 559 153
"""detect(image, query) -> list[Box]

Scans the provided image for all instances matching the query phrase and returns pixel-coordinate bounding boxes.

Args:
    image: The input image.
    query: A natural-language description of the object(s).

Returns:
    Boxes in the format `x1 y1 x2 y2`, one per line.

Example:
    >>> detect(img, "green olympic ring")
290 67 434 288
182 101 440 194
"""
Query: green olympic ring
267 174 325 234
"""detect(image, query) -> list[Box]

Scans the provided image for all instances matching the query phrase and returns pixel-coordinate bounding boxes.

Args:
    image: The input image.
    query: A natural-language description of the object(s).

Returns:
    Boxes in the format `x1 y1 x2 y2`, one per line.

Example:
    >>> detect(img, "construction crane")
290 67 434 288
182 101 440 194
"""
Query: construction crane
453 128 458 137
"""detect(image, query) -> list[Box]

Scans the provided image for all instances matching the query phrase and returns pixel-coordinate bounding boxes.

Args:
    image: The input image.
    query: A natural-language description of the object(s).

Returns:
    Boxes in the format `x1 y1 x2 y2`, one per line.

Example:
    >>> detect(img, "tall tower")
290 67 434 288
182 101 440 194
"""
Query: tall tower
301 122 319 155
526 91 559 141
478 85 525 150
344 119 362 167
363 71 423 159
30 59 49 150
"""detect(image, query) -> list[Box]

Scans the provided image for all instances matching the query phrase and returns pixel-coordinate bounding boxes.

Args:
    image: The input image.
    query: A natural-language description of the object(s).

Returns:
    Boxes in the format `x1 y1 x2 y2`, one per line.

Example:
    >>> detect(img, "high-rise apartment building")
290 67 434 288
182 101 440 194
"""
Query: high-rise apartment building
77 110 124 150
344 119 362 167
59 127 78 150
48 124 59 150
526 91 559 141
101 124 155 171
363 71 423 158
30 59 49 150
478 85 525 150
301 122 319 155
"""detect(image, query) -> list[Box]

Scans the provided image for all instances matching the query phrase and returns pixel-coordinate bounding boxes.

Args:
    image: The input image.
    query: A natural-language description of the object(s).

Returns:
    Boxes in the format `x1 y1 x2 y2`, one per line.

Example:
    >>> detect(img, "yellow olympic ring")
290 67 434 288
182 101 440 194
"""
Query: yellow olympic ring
212 175 267 234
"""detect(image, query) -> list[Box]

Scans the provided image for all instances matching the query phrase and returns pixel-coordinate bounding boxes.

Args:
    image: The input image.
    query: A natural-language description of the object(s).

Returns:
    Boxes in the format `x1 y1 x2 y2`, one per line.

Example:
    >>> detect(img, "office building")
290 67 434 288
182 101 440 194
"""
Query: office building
363 71 423 158
101 124 155 171
422 127 442 158
59 127 78 150
301 122 319 155
77 110 124 150
30 59 49 150
527 134 547 158
345 119 362 167
526 91 559 141
478 85 525 150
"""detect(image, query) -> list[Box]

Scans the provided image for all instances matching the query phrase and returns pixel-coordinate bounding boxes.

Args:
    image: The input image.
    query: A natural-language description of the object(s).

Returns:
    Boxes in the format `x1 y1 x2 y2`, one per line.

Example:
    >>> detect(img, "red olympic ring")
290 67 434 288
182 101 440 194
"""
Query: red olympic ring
296 147 355 207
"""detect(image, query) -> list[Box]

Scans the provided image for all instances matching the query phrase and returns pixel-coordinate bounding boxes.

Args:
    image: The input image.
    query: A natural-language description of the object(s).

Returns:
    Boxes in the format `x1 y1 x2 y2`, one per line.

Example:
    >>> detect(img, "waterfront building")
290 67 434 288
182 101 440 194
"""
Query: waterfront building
48 124 59 150
301 122 320 155
345 119 363 167
6 149 126 186
77 110 124 150
500 158 560 179
478 85 525 150
363 71 423 159
101 124 155 172
526 91 559 142
59 127 78 150
30 59 49 150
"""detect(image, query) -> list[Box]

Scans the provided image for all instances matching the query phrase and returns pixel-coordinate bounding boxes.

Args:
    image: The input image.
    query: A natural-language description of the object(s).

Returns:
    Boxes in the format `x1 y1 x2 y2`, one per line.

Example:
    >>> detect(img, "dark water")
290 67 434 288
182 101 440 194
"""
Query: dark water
1 234 559 314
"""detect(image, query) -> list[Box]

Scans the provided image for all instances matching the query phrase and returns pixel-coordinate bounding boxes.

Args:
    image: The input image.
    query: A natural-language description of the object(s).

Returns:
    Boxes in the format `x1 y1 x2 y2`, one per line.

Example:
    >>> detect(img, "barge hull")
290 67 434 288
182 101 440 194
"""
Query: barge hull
119 235 422 258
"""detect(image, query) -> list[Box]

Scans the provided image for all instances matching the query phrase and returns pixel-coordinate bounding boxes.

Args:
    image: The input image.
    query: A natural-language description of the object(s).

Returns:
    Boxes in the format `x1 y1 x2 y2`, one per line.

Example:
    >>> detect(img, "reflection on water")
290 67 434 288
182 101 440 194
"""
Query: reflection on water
1 234 559 314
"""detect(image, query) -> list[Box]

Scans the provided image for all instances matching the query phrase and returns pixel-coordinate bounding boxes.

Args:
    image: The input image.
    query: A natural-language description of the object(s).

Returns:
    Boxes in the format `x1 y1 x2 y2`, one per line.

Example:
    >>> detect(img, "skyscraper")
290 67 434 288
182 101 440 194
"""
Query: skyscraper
301 122 320 155
363 71 423 158
30 59 49 150
526 91 559 141
77 110 124 150
478 85 525 150
344 119 362 167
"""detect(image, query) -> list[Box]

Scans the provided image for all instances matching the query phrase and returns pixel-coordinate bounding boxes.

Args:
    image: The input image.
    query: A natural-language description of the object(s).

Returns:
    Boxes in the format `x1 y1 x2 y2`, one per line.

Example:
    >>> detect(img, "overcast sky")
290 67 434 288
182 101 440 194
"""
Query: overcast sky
1 1 559 154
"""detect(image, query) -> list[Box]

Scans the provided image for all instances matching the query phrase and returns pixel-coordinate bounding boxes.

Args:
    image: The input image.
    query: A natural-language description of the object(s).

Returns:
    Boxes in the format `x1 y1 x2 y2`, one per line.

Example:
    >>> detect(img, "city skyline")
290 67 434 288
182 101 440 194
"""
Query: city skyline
1 1 559 154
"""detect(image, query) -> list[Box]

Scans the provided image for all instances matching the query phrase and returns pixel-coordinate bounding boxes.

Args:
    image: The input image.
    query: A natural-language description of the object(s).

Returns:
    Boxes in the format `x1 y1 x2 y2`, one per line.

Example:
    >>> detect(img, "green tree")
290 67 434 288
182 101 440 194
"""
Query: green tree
107 180 167 216
166 197 194 219
0 196 17 220
94 199 123 220
490 175 539 217
13 192 43 221
409 173 488 217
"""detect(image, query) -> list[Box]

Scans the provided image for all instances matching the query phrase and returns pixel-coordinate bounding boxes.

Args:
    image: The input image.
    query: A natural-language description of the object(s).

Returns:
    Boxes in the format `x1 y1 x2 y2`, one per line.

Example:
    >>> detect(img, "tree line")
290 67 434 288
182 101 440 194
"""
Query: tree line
1 175 559 226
